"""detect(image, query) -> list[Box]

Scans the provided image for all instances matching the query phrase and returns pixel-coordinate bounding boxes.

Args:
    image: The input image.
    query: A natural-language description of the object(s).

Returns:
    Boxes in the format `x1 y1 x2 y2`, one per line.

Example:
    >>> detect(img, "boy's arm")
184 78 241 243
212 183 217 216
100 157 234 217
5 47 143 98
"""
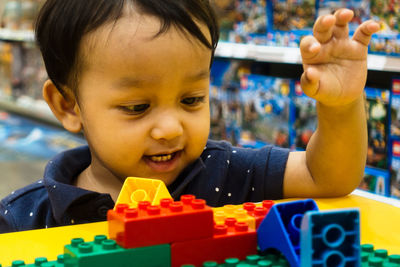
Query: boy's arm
283 9 380 198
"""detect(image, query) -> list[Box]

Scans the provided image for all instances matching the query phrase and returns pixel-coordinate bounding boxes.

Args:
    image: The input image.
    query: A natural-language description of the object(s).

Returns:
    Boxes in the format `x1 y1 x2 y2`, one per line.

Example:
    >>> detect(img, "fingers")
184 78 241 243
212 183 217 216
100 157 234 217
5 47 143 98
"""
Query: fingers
313 8 354 43
313 14 335 43
300 35 321 60
334 8 354 27
332 8 353 39
352 20 380 46
300 68 321 98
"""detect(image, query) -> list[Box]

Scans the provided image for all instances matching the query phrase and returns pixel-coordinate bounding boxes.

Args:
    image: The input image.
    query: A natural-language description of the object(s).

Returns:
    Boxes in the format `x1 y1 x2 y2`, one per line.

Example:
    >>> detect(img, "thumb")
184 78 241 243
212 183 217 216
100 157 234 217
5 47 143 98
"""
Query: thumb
300 68 321 99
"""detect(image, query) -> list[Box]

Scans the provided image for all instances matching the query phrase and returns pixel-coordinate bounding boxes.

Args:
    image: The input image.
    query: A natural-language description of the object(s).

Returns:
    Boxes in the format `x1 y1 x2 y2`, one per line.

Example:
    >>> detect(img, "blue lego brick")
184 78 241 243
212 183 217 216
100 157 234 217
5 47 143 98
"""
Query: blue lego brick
64 235 171 267
257 199 319 267
300 209 361 267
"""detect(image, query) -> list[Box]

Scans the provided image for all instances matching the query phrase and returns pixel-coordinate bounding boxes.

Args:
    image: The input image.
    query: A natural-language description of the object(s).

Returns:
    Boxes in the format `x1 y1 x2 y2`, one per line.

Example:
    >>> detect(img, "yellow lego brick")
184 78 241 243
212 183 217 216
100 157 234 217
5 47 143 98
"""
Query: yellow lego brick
115 177 172 208
212 204 256 229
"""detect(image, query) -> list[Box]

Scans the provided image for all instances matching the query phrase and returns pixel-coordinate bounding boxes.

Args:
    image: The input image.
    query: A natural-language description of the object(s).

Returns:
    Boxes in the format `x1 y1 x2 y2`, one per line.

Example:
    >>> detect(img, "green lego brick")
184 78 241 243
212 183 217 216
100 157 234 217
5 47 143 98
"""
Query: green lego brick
24 254 70 267
389 255 400 265
11 260 25 266
360 244 400 267
204 251 289 267
64 235 170 267
203 262 218 267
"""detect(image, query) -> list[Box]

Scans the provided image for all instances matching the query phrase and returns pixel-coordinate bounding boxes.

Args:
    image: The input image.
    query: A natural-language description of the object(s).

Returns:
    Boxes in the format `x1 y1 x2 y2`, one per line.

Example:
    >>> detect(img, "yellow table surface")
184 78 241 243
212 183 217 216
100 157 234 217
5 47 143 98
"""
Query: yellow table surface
0 194 399 265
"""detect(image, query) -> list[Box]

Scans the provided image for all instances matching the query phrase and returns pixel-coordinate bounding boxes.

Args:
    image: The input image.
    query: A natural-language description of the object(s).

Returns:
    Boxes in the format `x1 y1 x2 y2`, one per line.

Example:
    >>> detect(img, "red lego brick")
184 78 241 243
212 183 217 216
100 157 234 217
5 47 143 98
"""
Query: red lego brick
242 200 274 229
171 219 258 267
108 195 214 249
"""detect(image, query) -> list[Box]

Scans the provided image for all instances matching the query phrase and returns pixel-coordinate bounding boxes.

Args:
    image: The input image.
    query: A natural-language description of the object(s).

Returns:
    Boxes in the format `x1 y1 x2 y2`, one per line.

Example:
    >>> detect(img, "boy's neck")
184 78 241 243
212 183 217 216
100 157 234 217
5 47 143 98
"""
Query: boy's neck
74 166 122 202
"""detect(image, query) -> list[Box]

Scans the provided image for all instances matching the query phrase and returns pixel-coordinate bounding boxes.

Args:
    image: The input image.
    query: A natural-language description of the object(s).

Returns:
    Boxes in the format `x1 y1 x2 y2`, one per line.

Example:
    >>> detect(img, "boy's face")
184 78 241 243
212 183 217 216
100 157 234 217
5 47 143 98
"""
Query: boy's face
75 13 211 185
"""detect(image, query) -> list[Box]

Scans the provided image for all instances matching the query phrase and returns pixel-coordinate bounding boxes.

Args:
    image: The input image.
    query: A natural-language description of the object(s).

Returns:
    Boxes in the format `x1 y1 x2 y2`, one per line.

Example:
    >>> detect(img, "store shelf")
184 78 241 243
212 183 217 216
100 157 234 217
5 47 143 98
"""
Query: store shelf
215 42 400 72
0 31 397 72
0 28 34 42
0 98 60 127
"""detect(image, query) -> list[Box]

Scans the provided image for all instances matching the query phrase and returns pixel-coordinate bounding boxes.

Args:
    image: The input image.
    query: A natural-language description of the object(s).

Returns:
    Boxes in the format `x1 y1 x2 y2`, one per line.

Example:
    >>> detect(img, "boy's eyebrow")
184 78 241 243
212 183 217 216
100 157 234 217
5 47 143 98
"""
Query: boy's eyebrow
184 69 211 82
113 70 210 89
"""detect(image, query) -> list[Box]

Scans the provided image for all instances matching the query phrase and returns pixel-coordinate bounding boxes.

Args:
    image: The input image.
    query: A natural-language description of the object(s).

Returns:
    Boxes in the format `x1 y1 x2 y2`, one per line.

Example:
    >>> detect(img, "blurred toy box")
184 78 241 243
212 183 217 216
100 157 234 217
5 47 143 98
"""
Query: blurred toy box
369 0 400 56
209 58 252 145
0 40 47 101
390 78 400 199
365 87 390 170
0 0 44 31
291 81 317 151
370 32 400 56
370 0 400 34
359 166 391 196
317 0 370 31
238 74 292 148
211 0 268 44
269 0 316 31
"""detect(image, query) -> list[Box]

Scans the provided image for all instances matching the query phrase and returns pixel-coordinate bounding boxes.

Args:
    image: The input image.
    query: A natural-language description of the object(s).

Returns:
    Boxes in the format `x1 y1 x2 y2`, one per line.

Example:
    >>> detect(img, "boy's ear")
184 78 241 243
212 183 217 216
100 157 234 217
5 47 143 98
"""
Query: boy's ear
42 79 82 133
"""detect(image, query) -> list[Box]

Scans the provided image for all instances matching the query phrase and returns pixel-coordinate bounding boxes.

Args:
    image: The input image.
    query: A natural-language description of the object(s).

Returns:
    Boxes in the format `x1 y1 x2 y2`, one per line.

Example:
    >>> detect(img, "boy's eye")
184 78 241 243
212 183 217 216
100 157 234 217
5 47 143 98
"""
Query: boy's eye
119 104 150 114
181 96 205 106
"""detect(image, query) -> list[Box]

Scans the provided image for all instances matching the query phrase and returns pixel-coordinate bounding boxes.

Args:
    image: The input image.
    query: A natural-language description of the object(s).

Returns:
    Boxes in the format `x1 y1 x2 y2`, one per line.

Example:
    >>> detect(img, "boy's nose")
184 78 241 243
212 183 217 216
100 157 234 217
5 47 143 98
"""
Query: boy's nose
150 114 183 141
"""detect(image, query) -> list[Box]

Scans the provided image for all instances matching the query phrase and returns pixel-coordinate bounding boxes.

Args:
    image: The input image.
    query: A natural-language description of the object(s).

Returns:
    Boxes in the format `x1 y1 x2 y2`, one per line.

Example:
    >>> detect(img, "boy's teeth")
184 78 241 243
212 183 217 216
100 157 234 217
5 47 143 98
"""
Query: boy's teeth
150 154 172 162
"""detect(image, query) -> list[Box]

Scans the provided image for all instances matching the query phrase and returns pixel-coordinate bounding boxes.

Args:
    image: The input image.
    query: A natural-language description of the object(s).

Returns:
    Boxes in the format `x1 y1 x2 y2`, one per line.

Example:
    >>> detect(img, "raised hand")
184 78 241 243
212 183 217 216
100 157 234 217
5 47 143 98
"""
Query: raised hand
300 9 380 107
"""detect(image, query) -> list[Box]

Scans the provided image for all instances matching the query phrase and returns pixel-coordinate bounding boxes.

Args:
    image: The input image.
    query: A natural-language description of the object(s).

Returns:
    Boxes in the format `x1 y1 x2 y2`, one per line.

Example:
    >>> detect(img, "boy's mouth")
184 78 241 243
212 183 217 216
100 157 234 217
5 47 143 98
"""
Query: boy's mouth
148 152 176 162
143 151 182 173
144 150 182 163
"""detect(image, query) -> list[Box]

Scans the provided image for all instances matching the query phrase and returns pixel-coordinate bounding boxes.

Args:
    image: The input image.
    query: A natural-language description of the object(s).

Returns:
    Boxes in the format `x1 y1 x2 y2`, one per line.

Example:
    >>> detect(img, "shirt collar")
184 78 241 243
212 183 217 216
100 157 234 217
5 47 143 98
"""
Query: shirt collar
43 146 113 224
168 157 206 199
43 145 206 223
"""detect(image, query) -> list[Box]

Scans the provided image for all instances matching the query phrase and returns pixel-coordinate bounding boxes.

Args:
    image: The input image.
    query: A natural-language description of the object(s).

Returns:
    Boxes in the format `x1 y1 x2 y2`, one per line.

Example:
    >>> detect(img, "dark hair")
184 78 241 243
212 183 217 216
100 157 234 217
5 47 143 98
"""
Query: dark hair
35 0 219 96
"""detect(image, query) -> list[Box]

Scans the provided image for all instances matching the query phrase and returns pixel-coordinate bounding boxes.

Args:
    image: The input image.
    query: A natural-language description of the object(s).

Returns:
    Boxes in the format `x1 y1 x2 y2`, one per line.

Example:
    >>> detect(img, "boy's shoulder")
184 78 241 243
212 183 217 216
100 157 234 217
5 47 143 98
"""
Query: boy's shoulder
203 139 289 160
1 179 47 207
204 139 233 151
0 179 50 233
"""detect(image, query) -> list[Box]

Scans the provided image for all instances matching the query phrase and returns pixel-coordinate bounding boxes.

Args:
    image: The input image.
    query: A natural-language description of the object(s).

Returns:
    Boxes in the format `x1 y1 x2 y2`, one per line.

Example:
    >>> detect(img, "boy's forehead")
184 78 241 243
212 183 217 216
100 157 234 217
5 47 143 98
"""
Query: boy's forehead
80 11 212 66
78 12 212 80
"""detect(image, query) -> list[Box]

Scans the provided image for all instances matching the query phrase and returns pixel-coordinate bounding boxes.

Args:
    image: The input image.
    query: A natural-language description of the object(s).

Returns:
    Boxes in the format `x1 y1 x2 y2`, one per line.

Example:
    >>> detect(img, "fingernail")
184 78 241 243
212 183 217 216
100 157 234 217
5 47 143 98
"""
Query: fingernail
310 43 320 51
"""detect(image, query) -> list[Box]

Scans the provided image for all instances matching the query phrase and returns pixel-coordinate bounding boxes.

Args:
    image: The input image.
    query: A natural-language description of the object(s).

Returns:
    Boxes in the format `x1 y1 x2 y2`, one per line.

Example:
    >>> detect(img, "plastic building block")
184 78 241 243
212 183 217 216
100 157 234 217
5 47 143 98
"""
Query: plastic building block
257 199 319 267
361 244 400 267
213 204 256 229
170 219 257 267
24 255 66 267
114 177 172 208
174 250 289 267
300 209 361 267
11 261 25 267
243 200 274 229
108 195 214 249
63 235 171 267
212 200 273 230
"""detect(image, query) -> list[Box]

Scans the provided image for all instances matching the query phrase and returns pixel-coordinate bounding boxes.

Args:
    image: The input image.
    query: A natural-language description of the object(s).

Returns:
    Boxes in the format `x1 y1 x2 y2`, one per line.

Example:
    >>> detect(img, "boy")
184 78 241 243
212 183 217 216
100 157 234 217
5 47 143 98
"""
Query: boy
0 0 379 233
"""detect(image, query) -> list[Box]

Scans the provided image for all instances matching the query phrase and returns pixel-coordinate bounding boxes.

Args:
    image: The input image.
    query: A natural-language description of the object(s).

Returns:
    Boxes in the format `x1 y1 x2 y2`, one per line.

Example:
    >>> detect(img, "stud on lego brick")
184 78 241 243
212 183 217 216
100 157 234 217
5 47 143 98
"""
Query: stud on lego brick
64 235 171 267
11 260 25 266
213 204 256 229
24 255 65 267
241 201 274 229
360 243 400 267
108 195 214 249
114 177 172 208
300 209 360 267
257 199 319 267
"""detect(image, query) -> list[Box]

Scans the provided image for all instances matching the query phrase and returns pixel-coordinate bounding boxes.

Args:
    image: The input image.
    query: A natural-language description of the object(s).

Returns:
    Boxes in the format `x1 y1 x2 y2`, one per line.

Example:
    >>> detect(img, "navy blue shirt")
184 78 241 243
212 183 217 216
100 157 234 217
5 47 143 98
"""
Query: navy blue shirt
0 140 289 233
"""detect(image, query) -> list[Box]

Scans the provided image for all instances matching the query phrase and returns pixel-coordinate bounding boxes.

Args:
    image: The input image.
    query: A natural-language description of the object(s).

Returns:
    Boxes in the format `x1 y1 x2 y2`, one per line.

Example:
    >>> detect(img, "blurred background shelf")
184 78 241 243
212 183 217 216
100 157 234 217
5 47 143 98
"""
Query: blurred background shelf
215 42 400 72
